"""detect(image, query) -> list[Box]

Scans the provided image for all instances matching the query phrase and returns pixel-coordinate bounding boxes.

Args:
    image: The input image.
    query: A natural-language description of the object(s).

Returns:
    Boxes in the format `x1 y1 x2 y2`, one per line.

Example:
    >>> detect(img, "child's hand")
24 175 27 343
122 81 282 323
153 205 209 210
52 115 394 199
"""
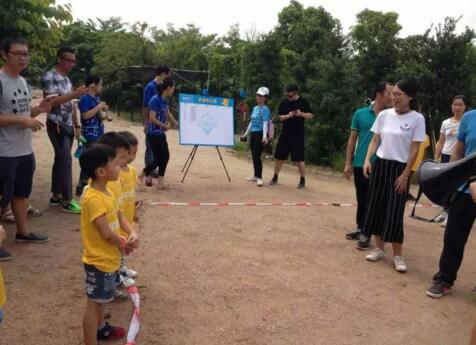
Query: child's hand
126 231 139 249
470 182 476 203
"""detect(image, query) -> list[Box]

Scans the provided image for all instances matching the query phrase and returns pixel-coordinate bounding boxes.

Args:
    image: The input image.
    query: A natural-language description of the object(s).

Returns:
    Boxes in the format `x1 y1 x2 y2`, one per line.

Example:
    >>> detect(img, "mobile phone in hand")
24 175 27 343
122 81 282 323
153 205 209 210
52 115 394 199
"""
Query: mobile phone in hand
240 136 247 142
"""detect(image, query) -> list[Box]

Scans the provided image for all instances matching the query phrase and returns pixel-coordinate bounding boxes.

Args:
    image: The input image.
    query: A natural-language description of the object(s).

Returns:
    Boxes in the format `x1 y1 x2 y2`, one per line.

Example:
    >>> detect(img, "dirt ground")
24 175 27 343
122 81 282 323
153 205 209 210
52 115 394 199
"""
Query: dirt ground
1 105 476 345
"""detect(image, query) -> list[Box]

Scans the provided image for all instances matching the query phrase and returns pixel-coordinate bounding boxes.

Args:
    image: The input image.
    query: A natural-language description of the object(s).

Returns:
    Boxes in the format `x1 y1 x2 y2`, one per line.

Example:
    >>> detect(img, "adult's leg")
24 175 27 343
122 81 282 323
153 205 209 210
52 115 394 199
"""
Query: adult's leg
297 162 305 177
11 154 36 236
273 134 289 176
143 135 161 176
49 126 74 202
144 136 154 167
250 132 263 178
437 193 476 284
353 167 369 229
157 135 170 177
46 122 61 199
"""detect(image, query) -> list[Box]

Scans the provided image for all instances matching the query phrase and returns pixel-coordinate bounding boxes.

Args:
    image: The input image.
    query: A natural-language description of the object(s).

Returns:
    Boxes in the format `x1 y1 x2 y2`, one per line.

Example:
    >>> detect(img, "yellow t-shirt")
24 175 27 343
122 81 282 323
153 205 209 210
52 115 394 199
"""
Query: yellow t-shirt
80 187 121 272
0 267 5 308
412 134 430 171
120 165 137 225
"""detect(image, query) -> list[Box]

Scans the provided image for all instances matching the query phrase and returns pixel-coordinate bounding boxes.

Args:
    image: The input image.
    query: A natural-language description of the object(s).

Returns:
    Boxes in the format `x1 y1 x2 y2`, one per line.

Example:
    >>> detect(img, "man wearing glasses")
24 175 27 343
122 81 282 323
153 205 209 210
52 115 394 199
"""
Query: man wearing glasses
0 36 53 260
270 84 314 188
41 47 88 213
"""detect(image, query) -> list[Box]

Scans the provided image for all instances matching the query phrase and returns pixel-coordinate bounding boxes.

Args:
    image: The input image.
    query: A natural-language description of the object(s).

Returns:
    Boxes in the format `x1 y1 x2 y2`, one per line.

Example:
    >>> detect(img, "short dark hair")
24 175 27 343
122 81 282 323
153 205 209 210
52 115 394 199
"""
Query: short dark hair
97 132 130 151
156 64 170 76
157 76 175 95
286 84 299 93
85 74 101 87
396 79 419 110
56 46 75 58
118 131 139 147
79 144 117 179
0 36 28 55
372 81 391 99
453 95 469 107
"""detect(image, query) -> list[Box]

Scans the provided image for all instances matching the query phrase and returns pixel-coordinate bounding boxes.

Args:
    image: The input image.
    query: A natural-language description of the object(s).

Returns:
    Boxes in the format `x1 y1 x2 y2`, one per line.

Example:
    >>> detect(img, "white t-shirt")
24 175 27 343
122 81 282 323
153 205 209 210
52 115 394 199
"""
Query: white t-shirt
371 108 426 163
440 118 460 155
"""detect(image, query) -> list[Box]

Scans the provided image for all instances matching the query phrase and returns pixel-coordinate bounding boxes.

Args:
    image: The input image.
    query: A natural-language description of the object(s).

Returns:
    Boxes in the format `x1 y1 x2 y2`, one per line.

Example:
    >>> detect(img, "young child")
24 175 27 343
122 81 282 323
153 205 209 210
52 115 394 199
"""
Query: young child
76 75 109 196
117 131 140 278
97 132 136 290
0 225 6 325
79 144 138 345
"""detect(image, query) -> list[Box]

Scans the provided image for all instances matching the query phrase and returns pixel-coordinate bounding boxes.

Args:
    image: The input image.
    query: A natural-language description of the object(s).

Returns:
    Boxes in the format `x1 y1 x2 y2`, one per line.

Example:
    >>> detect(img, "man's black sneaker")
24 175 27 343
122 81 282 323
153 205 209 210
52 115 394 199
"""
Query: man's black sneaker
426 281 452 298
432 272 441 283
297 178 305 189
0 247 12 261
15 232 48 243
346 229 362 240
49 197 62 206
269 175 278 186
356 235 371 250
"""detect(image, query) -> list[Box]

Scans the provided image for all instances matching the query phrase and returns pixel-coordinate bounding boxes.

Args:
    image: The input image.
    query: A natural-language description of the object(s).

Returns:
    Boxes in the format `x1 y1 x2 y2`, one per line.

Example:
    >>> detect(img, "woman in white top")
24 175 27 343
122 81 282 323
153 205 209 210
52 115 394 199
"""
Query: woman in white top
435 95 467 163
360 79 426 272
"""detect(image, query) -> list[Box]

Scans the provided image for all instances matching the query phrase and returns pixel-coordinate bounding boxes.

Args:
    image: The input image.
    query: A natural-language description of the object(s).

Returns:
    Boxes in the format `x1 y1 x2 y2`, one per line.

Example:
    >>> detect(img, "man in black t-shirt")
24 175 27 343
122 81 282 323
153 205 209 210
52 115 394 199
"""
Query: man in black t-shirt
270 84 314 188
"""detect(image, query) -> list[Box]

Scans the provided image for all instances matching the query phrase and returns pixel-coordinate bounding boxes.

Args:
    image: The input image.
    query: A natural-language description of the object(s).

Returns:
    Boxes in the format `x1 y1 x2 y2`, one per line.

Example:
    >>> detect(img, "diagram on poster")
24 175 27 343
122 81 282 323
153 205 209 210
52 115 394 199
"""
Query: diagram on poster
179 93 235 147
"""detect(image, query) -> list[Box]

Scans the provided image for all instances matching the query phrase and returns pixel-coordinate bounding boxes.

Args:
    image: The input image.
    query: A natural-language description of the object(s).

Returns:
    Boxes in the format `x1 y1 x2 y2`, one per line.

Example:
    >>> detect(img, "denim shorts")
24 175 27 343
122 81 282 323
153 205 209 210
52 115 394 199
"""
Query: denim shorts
0 308 4 324
84 264 119 303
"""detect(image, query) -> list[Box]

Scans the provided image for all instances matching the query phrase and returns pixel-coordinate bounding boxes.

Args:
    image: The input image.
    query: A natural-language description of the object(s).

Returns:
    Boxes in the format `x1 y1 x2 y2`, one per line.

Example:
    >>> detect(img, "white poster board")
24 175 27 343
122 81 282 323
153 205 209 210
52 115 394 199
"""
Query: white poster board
179 93 235 147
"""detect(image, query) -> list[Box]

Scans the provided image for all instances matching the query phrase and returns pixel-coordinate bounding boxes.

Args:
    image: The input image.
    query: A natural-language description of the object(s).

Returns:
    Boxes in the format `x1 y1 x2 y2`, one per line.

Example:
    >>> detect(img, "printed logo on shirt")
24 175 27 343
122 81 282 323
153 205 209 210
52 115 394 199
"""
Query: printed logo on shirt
400 123 411 132
109 220 120 232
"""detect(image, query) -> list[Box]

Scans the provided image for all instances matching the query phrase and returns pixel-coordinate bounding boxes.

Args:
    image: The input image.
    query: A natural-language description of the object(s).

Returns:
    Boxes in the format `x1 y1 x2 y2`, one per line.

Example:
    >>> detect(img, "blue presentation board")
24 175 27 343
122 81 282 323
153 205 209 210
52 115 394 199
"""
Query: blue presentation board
179 93 235 147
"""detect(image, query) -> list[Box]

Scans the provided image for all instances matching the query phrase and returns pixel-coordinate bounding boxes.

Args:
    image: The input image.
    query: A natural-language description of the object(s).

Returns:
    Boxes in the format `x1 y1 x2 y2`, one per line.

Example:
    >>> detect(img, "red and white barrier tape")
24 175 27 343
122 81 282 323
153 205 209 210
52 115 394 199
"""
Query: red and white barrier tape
146 201 440 208
124 286 141 345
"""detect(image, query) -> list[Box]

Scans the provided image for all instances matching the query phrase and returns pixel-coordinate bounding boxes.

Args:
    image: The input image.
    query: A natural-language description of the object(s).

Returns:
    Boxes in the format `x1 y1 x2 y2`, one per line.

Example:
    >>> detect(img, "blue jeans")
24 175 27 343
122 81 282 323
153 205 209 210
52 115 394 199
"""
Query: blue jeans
0 308 4 324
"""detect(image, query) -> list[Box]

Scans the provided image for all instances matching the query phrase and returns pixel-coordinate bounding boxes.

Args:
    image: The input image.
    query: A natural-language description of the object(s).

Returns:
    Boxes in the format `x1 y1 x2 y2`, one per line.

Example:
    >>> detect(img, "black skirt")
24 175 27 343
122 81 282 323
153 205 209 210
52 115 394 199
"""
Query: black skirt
362 158 408 244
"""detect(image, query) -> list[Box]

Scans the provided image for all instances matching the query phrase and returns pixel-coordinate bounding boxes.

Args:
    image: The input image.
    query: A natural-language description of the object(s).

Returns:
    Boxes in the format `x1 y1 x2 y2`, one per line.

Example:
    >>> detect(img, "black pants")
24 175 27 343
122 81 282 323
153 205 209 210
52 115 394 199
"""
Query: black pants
250 131 264 179
435 192 476 285
362 158 408 243
144 134 169 177
47 121 73 201
353 167 369 229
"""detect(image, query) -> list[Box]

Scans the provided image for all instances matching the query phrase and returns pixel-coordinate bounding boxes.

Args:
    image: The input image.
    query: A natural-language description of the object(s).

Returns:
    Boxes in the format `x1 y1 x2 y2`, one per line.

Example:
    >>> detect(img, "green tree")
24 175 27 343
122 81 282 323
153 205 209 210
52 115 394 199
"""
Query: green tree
0 0 73 77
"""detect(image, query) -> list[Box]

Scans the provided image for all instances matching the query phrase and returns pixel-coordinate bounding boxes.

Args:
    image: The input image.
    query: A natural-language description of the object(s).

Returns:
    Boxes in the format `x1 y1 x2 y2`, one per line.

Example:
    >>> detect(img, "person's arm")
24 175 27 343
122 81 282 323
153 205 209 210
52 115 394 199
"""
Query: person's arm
296 109 314 119
118 211 139 250
82 102 107 120
167 110 179 127
363 133 380 178
469 182 476 204
242 122 252 137
278 112 295 122
93 214 124 249
435 133 446 160
395 141 421 194
149 111 170 130
451 140 465 162
344 130 358 179
46 86 88 107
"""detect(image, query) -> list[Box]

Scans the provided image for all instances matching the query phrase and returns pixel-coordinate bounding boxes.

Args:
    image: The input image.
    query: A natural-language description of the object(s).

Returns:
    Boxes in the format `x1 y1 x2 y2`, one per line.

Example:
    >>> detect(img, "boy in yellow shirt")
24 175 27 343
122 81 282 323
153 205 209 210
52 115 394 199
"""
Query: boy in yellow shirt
79 144 138 345
0 225 6 325
118 131 140 279
97 132 138 288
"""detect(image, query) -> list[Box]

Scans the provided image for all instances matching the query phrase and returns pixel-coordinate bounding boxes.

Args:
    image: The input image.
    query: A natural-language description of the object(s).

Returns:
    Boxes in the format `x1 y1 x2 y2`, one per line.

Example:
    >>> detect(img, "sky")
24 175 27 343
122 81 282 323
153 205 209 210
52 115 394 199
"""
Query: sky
57 0 476 38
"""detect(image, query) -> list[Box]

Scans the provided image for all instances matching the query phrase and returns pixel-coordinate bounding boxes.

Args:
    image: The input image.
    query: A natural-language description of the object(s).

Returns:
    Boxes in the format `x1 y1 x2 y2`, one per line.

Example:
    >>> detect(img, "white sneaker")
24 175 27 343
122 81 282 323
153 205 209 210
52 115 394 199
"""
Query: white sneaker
122 266 138 278
119 274 136 288
434 211 448 223
256 178 263 187
440 218 448 228
366 248 385 262
245 176 257 182
393 256 407 272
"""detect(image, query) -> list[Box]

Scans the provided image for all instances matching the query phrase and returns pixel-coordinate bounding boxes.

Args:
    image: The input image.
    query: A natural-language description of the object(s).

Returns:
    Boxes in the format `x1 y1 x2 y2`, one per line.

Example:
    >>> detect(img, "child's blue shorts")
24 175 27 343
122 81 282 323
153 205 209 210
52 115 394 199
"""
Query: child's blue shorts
84 264 119 303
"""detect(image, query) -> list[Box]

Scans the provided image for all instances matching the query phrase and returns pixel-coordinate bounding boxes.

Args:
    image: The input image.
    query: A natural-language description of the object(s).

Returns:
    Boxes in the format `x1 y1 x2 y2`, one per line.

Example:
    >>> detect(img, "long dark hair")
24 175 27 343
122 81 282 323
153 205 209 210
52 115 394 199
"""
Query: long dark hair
157 77 175 96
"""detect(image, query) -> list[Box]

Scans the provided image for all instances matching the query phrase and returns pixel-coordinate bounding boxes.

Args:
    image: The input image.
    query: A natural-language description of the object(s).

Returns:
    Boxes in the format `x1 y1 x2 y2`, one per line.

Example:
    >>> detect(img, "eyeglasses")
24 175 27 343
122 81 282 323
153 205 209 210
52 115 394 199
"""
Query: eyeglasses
8 51 29 58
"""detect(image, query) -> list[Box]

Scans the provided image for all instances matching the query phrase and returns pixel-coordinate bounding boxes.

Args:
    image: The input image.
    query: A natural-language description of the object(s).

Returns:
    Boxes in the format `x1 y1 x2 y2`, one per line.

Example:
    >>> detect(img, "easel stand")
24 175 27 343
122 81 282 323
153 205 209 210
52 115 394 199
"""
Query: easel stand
181 145 231 183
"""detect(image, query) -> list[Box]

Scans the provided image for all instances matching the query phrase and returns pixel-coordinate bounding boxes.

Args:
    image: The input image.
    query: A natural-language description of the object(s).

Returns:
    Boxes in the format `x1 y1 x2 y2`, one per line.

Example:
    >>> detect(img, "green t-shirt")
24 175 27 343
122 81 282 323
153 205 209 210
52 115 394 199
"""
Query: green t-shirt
350 105 377 168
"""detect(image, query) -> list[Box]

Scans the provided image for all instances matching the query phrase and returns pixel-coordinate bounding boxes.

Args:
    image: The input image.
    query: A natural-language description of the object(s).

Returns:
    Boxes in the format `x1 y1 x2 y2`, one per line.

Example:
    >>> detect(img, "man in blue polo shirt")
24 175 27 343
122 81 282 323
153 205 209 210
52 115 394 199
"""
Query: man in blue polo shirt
427 108 476 298
343 82 393 247
142 65 170 185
